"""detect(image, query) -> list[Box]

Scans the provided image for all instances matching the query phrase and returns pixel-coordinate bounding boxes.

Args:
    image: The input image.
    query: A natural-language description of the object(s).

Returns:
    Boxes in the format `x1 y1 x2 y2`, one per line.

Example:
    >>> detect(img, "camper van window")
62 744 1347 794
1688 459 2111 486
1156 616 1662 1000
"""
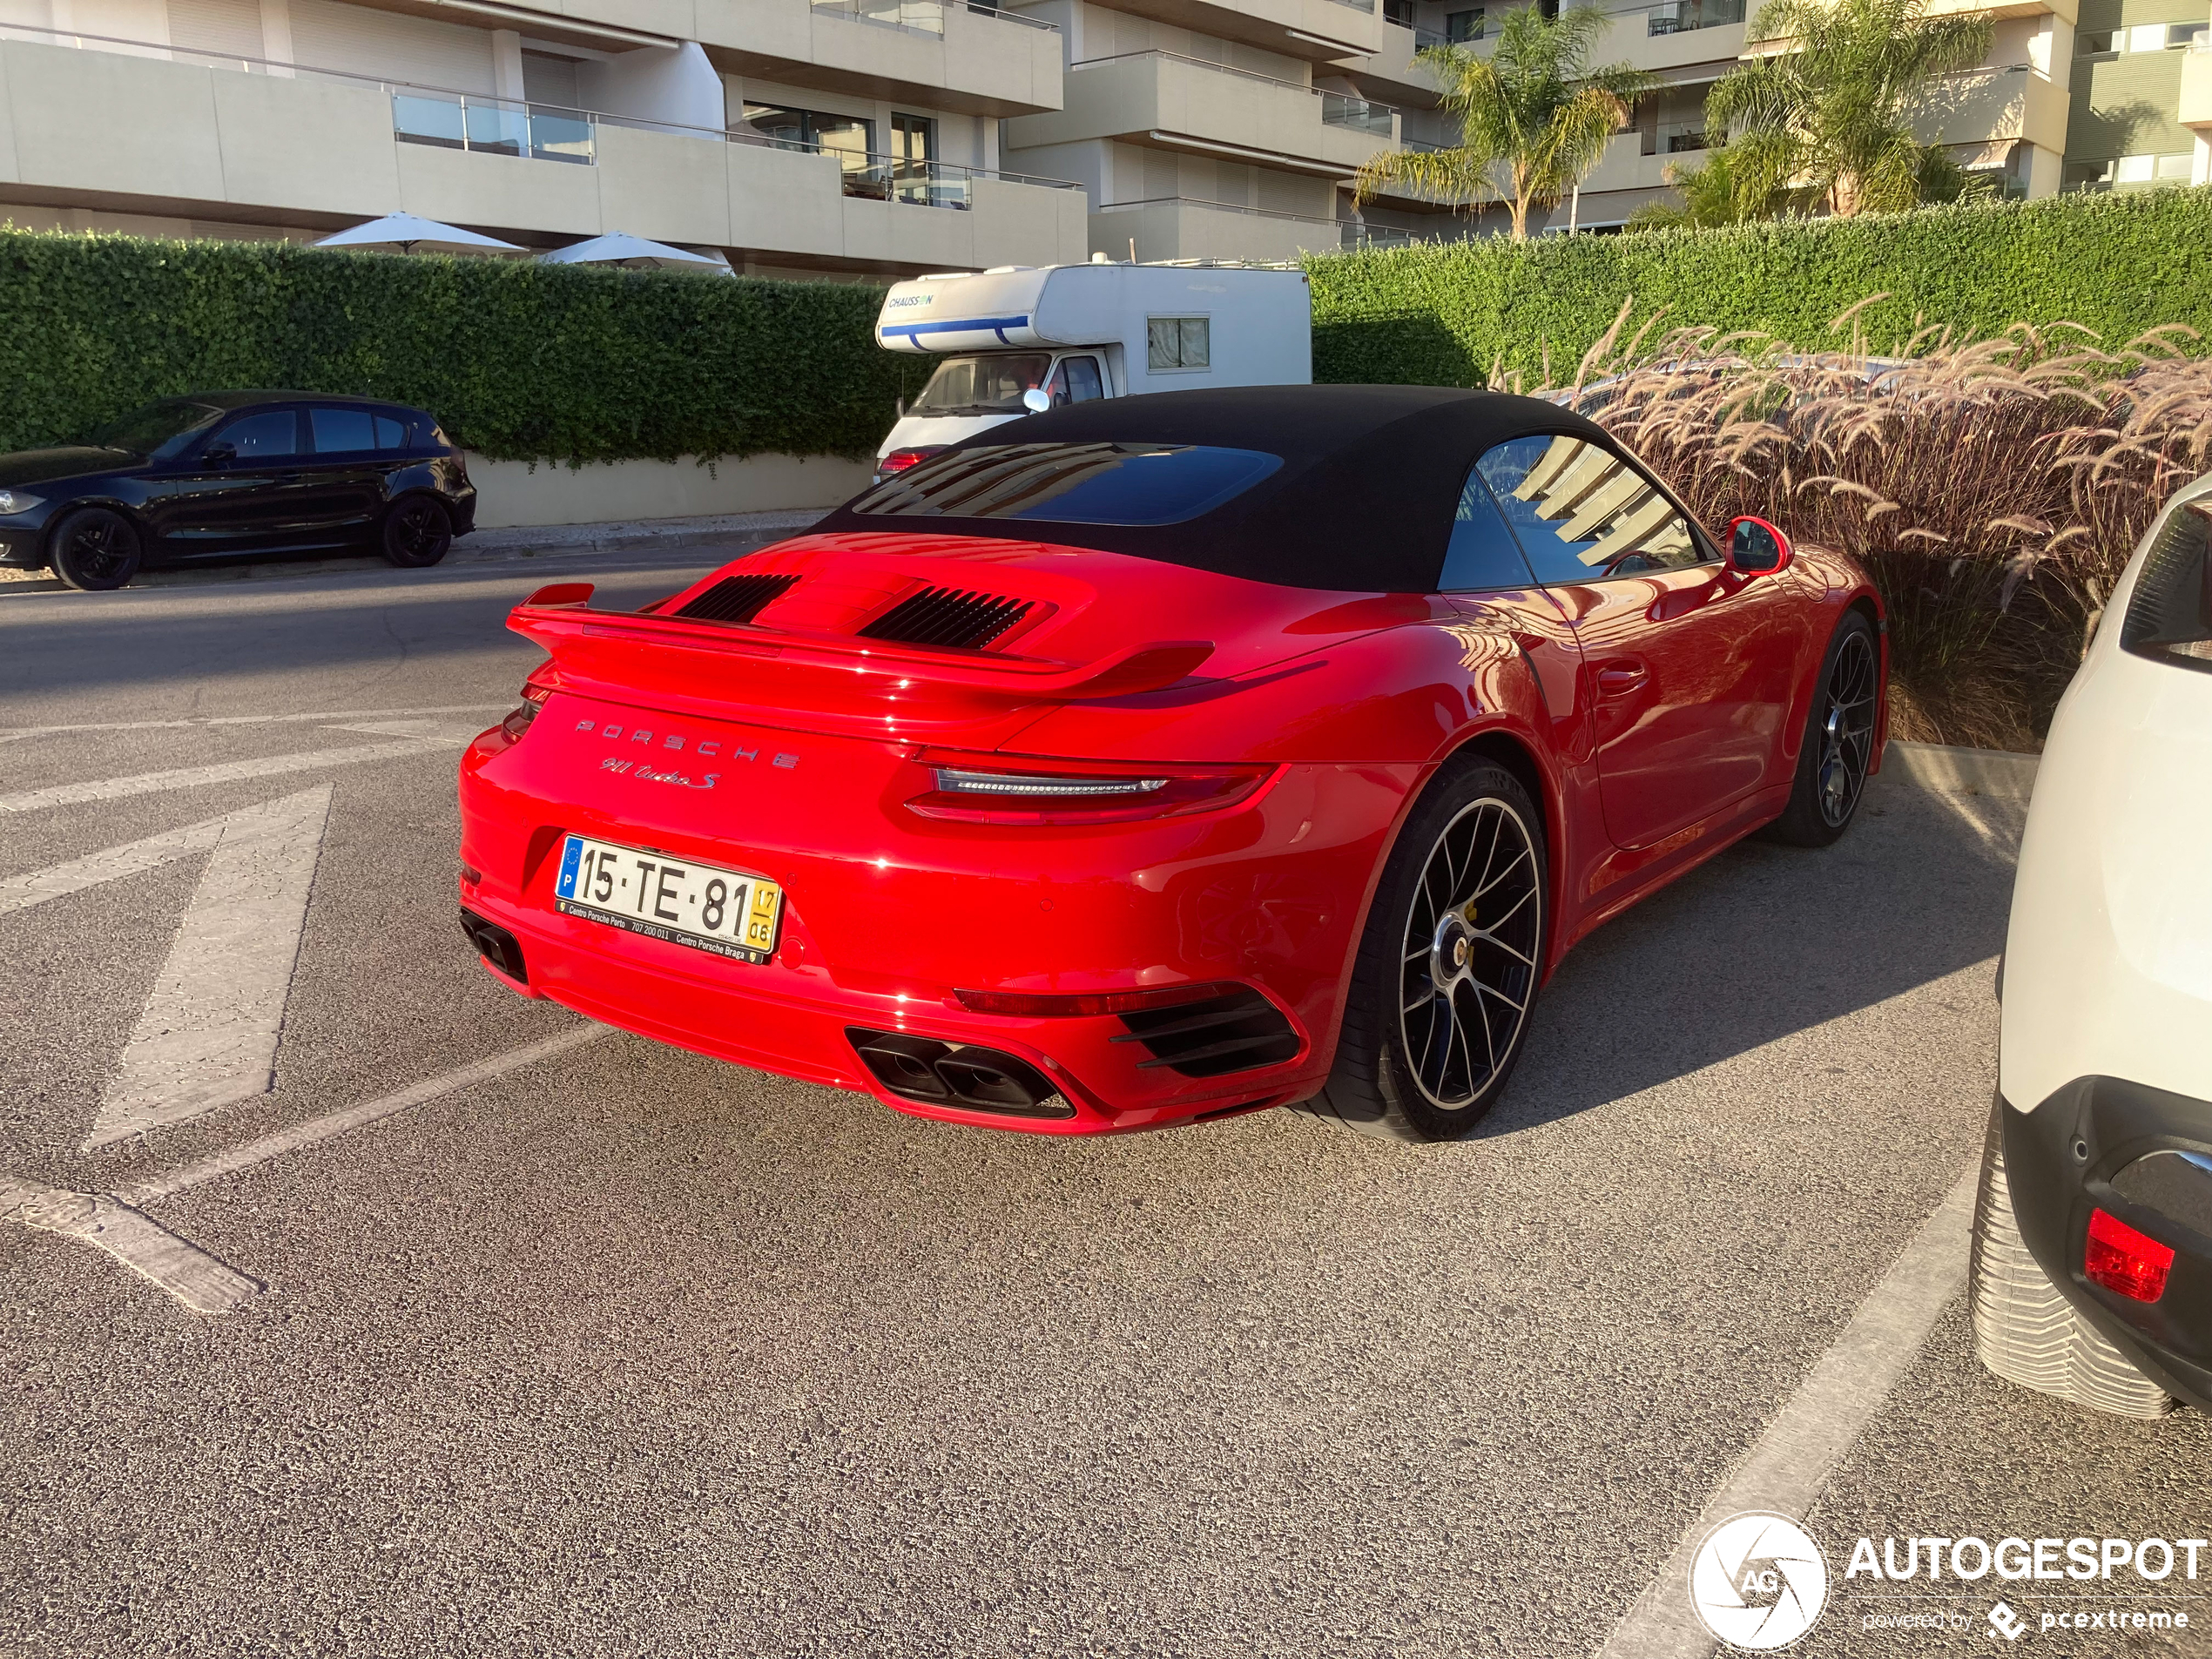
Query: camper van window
851 442 1282 527
911 354 1053 416
1048 356 1104 406
1147 317 1211 372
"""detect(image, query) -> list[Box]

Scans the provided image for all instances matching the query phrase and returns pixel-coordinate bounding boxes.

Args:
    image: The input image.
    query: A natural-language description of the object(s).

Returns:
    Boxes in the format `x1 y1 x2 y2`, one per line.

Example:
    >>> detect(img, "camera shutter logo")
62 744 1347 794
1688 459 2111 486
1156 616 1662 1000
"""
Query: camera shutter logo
1688 1513 1831 1650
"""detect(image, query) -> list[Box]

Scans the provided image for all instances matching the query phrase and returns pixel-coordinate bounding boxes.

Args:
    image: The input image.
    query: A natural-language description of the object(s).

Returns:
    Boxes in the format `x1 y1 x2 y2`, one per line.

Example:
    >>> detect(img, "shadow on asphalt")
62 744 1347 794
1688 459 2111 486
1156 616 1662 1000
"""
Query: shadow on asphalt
1487 774 2018 1136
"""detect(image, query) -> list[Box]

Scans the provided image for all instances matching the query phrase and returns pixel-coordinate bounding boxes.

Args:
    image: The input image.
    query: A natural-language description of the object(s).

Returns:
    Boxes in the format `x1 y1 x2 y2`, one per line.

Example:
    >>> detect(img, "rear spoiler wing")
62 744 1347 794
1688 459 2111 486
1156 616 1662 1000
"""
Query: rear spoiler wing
510 583 1213 702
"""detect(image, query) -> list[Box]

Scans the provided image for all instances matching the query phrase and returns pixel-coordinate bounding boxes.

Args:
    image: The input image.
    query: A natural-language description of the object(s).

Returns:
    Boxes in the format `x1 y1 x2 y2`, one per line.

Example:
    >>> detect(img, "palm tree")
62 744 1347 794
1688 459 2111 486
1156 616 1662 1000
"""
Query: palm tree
1680 0 1993 220
1352 6 1656 243
1629 146 1792 229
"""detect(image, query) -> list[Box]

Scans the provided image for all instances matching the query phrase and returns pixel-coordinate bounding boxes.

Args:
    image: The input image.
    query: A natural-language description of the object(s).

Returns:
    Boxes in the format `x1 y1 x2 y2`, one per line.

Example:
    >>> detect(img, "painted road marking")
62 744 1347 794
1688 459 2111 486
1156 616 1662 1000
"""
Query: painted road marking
0 704 507 744
1589 1161 1981 1659
0 802 248 918
0 1175 261 1313
118 1025 611 1206
0 734 462 815
85 787 333 1150
4 1027 607 1312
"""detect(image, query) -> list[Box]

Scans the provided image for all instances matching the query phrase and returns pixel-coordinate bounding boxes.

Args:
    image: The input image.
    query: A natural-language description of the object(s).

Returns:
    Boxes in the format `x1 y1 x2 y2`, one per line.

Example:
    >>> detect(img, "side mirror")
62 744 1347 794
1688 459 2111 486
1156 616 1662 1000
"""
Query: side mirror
200 441 236 469
1021 388 1051 415
1726 515 1791 576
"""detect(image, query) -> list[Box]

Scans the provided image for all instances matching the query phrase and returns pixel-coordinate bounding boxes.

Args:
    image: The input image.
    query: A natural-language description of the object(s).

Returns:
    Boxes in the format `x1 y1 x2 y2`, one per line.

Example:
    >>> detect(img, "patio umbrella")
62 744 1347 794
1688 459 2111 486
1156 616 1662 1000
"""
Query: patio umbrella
537 232 732 273
315 212 524 255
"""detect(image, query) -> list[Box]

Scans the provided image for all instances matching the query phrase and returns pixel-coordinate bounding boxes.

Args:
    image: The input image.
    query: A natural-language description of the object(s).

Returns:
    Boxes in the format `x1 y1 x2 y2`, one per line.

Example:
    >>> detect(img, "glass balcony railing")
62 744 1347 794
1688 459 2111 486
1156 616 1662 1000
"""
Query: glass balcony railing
809 0 946 35
393 94 594 164
1322 92 1397 134
1648 0 1744 34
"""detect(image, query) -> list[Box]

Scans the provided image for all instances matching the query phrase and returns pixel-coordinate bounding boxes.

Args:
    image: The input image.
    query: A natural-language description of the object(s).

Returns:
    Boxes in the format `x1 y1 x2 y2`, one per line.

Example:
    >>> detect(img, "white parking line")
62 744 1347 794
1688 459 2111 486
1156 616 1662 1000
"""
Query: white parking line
119 1024 611 1206
0 704 508 743
86 787 332 1150
1590 1161 1982 1659
0 735 461 814
0 1176 260 1313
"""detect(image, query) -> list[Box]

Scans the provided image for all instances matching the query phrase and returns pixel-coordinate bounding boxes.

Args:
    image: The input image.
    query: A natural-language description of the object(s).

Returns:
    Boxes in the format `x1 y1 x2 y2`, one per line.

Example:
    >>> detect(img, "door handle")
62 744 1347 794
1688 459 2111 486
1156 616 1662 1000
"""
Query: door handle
1595 661 1649 696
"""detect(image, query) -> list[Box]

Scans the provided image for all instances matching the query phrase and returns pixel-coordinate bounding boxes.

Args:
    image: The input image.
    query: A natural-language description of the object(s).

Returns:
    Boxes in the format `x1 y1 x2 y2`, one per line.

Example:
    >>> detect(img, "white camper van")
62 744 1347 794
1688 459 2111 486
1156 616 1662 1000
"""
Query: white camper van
872 260 1312 477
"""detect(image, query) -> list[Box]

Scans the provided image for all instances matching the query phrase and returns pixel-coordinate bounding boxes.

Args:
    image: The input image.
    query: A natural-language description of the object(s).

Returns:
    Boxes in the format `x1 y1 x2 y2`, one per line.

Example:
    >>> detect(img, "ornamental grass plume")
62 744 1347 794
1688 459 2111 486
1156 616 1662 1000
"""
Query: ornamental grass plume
1523 300 2212 749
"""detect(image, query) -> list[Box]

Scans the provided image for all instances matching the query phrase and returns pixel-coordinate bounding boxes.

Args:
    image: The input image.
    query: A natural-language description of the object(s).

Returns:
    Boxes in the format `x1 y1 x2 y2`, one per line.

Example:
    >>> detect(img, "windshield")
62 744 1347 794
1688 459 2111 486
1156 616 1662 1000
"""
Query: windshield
910 354 1053 417
87 398 221 458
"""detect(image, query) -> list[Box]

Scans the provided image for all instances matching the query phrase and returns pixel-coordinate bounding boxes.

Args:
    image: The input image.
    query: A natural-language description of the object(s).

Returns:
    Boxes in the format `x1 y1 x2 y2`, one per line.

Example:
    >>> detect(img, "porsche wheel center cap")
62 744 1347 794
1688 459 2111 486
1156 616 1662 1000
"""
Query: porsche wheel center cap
1451 935 1471 970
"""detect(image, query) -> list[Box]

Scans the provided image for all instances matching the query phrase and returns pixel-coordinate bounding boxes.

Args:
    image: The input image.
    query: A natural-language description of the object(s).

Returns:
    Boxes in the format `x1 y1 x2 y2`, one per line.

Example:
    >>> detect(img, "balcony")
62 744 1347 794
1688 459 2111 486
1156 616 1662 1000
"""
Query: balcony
1334 19 1449 104
1913 63 2069 154
1049 0 1380 63
1093 195 1344 262
0 31 1088 270
1007 50 1399 175
691 0 1062 118
2182 40 2212 131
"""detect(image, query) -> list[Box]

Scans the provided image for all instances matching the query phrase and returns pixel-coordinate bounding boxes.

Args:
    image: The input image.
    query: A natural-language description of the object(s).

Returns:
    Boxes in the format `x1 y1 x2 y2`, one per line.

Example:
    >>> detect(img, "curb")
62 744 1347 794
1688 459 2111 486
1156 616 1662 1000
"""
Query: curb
1883 740 2040 800
0 507 830 597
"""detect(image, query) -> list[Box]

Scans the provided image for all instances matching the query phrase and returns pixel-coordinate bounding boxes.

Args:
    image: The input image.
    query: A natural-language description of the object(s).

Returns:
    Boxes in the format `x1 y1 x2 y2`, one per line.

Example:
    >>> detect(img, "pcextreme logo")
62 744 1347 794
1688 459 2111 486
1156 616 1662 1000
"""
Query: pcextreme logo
1689 1513 1831 1650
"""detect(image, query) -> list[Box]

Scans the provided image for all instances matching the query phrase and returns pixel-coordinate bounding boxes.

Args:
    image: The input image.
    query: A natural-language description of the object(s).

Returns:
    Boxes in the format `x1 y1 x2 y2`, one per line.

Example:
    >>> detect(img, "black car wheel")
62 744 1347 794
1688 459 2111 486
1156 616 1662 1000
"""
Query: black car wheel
1763 611 1878 847
47 506 145 591
1288 754 1548 1143
382 496 453 568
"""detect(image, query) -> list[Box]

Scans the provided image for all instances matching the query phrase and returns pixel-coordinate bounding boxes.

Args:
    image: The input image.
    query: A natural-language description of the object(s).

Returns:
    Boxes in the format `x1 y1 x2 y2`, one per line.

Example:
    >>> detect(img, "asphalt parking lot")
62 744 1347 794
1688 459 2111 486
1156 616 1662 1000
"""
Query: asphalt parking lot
2 549 2207 1659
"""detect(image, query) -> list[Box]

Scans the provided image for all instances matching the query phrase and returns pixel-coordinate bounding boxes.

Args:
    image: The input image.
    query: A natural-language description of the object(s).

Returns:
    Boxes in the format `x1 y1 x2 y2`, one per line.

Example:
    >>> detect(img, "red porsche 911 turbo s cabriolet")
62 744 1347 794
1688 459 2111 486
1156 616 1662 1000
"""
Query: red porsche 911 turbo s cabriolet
455 386 1885 1142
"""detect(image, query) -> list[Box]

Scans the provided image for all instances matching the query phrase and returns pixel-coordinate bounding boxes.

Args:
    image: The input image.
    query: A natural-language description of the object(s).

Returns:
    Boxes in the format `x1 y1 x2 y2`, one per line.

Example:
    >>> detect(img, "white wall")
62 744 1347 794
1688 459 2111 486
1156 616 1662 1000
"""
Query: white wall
577 40 722 132
288 0 495 91
466 451 873 528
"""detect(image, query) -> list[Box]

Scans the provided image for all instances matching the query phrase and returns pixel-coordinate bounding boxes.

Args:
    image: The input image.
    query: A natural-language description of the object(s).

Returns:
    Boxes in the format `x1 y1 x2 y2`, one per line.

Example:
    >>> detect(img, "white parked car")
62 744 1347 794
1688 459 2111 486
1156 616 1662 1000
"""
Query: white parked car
1973 474 2212 1417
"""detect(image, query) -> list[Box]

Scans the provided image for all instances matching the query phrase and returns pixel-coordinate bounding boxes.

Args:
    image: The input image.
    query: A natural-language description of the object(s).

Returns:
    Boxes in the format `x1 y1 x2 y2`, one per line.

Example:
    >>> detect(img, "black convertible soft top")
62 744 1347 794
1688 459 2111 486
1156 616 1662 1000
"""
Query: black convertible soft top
813 384 1611 594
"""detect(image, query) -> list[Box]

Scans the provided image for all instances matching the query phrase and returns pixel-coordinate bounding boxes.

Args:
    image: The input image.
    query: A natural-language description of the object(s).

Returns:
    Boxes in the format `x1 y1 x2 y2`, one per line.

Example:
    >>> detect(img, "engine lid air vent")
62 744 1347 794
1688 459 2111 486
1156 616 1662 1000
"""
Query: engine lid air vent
858 586 1034 651
1111 987 1299 1078
676 572 800 625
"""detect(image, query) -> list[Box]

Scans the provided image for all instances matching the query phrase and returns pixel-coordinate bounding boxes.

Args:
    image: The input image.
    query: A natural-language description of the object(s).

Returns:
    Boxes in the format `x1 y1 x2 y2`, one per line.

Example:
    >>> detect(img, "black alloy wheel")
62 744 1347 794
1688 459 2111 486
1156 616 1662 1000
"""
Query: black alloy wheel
1397 794 1545 1112
381 496 453 568
1765 611 1879 846
48 506 144 591
1289 756 1549 1143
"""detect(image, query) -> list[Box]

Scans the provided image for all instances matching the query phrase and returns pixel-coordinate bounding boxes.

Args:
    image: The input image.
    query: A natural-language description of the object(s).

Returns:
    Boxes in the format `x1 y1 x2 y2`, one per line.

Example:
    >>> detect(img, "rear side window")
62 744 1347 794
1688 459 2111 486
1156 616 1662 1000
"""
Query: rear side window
1148 317 1210 372
310 408 377 454
851 442 1281 527
1477 435 1703 583
2120 498 2212 671
1441 472 1537 591
214 409 300 460
374 415 410 450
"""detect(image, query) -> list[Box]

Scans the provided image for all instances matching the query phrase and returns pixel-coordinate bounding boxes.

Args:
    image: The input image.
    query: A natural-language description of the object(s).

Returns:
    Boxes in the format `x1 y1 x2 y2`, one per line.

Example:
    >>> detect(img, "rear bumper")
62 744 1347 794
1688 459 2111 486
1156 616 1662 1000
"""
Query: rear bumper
2003 1076 2212 1411
454 702 1404 1134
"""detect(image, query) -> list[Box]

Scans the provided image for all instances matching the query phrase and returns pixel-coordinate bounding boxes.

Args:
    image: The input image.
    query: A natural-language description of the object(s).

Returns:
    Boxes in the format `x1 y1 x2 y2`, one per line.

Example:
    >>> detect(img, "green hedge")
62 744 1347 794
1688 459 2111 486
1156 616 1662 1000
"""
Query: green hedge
1305 187 2212 385
0 228 917 463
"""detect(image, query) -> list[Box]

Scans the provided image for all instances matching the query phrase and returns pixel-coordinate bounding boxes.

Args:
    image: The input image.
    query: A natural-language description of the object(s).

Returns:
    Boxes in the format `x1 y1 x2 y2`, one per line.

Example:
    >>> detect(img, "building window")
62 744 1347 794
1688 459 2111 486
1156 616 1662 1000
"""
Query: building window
2066 152 2195 191
1148 316 1211 372
2078 22 2204 53
1445 8 1484 40
741 104 877 172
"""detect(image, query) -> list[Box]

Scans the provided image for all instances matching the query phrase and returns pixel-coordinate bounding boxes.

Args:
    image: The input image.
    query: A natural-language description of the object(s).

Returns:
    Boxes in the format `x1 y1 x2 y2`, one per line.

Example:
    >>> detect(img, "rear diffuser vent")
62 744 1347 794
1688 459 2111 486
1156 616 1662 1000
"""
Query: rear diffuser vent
1111 988 1299 1078
676 572 799 625
859 586 1033 651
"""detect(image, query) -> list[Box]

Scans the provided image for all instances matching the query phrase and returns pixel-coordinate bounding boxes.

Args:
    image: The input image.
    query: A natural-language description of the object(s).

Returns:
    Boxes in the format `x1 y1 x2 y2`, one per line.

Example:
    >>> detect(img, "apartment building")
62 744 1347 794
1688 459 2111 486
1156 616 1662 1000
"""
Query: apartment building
996 0 1405 261
0 0 1089 276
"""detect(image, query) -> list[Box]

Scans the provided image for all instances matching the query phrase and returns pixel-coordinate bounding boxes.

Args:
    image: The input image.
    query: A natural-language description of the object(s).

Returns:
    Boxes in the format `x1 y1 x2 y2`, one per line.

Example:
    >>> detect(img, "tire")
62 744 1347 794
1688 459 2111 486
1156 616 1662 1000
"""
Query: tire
1288 755 1548 1143
381 496 453 568
1763 610 1878 847
47 506 143 591
1970 1103 2174 1420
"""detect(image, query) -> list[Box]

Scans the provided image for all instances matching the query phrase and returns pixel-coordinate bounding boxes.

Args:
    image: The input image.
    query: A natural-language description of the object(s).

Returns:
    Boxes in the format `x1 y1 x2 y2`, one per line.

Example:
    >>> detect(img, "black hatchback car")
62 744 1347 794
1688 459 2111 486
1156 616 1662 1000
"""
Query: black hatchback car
0 391 477 590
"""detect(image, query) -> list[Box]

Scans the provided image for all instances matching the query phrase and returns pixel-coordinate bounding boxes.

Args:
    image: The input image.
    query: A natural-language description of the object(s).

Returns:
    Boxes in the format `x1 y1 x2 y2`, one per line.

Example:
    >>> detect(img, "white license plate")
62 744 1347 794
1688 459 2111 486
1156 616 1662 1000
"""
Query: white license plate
552 834 783 964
